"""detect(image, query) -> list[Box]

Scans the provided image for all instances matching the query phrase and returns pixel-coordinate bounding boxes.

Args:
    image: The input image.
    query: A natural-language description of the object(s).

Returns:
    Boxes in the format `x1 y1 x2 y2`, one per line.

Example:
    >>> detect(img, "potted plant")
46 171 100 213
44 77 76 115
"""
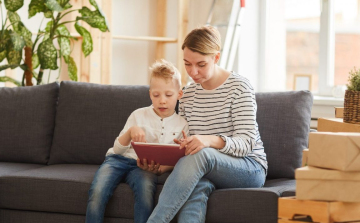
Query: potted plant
0 0 109 86
344 67 360 124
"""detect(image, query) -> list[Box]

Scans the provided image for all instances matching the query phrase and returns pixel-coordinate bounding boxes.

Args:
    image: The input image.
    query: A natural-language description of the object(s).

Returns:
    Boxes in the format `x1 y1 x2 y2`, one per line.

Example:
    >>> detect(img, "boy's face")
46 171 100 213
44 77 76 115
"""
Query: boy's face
149 77 183 118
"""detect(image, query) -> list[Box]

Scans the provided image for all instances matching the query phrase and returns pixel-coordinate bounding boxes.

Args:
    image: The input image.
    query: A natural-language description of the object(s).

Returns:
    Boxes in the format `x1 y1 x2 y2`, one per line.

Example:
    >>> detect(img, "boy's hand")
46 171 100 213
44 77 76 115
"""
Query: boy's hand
130 126 146 142
174 130 188 150
137 158 161 175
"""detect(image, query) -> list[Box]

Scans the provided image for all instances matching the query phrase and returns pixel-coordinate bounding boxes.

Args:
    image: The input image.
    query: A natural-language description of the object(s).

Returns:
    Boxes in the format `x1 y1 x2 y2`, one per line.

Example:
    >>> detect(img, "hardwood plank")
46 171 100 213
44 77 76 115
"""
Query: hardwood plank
177 0 189 87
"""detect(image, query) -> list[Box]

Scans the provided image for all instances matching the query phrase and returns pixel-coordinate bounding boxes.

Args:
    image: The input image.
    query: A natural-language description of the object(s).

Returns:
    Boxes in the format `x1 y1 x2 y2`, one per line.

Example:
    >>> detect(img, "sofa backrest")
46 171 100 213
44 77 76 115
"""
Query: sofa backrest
0 83 59 164
49 82 313 178
255 91 313 179
49 81 151 165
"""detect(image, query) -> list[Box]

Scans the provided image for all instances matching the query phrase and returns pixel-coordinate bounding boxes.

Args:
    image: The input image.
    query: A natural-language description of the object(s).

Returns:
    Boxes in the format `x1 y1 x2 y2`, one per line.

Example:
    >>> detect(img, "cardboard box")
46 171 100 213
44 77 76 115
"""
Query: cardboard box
302 149 308 167
308 132 360 171
278 197 360 223
296 166 360 202
335 107 344 118
317 118 360 132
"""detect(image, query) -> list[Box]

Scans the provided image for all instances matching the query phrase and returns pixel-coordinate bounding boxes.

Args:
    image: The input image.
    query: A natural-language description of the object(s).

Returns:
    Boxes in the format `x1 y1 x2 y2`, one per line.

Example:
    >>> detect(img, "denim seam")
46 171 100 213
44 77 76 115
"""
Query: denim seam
165 174 201 222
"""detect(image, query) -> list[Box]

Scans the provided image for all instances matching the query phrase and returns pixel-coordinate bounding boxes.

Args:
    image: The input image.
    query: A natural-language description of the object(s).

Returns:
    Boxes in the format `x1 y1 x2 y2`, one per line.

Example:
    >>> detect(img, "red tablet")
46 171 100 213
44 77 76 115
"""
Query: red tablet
131 142 185 166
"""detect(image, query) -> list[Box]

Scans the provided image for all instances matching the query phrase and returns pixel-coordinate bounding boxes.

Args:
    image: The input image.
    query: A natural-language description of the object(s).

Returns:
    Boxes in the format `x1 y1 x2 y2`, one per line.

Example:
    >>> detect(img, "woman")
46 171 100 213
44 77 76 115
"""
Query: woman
147 25 267 223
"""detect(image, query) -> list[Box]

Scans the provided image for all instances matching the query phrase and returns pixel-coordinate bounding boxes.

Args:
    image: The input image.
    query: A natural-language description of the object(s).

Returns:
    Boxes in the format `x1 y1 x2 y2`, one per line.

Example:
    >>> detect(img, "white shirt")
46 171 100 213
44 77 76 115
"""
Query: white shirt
106 106 189 160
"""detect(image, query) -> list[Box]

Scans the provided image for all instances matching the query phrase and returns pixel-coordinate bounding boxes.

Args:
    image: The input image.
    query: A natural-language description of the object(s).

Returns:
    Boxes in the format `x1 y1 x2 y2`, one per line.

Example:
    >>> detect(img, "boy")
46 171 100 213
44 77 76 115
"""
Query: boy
85 59 189 223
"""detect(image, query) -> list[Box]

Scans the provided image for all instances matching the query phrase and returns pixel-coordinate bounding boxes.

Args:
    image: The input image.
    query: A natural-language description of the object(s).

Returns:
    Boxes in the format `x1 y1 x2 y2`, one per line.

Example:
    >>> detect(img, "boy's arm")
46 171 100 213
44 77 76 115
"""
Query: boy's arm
118 128 132 146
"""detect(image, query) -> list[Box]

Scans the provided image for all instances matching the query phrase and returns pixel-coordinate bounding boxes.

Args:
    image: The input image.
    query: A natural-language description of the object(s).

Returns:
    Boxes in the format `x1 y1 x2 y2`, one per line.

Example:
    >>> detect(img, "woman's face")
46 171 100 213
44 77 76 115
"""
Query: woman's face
183 47 219 84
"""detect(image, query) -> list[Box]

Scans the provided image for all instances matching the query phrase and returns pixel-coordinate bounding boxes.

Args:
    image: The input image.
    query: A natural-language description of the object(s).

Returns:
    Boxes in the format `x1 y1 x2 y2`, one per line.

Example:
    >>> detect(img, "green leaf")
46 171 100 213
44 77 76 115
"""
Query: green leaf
77 7 109 32
4 0 24 12
56 25 71 63
89 0 99 10
28 0 52 18
57 0 69 7
32 54 40 69
28 0 46 18
45 0 63 12
10 31 25 51
44 10 52 18
0 30 11 52
6 41 22 64
74 22 93 57
8 11 33 47
63 2 72 10
45 20 53 32
38 39 58 70
66 56 77 81
0 50 6 62
7 10 21 30
0 75 21 86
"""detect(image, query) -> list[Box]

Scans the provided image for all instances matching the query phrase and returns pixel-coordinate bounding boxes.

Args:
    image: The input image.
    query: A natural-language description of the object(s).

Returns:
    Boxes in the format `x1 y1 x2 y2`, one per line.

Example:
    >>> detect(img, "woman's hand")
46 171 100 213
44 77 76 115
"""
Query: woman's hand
137 158 161 175
184 135 211 155
174 131 210 155
130 126 146 142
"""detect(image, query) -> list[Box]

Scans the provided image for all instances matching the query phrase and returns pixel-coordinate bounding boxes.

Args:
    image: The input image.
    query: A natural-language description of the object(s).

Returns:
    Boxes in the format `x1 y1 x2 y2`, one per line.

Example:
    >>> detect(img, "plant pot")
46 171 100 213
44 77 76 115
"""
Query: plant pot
344 90 360 124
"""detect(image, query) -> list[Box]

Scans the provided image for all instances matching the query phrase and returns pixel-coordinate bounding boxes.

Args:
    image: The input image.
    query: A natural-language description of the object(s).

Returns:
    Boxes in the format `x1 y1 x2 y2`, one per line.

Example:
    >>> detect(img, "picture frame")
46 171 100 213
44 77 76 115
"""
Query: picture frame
293 74 312 91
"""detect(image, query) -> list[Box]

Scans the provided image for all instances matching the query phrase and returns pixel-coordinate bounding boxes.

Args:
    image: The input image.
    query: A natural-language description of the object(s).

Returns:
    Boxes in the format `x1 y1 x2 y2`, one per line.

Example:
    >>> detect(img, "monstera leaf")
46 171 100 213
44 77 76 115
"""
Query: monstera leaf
37 40 58 70
77 6 109 32
75 22 93 57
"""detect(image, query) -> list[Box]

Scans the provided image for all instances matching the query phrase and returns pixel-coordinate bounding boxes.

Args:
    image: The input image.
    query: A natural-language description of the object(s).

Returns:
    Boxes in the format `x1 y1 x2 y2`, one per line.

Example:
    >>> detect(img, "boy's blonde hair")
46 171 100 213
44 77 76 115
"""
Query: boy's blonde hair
149 59 181 89
182 25 221 56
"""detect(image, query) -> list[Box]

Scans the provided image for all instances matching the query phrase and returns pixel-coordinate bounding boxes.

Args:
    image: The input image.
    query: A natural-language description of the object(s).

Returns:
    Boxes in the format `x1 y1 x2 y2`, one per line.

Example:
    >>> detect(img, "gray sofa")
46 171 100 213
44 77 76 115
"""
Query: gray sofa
0 81 313 223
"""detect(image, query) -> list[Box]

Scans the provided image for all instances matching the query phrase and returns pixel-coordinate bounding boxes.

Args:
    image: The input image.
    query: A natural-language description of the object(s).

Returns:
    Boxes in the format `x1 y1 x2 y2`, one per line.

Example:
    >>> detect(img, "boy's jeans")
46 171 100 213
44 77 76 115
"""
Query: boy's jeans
147 147 266 223
86 154 157 223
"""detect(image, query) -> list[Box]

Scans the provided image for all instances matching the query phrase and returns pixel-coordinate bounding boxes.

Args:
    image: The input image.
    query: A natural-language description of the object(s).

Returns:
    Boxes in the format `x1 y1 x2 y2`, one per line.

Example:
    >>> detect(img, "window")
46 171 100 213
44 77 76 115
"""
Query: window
284 0 360 96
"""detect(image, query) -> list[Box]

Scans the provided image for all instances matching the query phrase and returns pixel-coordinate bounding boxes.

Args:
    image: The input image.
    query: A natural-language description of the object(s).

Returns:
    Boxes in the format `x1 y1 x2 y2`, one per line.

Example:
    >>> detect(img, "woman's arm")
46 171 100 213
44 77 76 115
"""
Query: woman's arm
218 87 258 157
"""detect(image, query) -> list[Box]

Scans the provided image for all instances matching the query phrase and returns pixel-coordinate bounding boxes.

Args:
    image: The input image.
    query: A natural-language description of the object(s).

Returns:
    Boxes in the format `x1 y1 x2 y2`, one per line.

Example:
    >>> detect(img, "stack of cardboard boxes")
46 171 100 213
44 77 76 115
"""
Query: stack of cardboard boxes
296 108 360 203
278 108 360 222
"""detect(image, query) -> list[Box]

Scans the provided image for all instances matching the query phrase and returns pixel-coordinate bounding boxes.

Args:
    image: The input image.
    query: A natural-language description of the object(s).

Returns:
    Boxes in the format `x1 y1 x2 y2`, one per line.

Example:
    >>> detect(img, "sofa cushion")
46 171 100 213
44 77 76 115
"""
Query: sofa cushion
256 91 313 179
0 164 161 219
49 81 152 165
0 209 135 223
0 164 290 222
0 162 45 177
206 188 279 223
0 83 59 164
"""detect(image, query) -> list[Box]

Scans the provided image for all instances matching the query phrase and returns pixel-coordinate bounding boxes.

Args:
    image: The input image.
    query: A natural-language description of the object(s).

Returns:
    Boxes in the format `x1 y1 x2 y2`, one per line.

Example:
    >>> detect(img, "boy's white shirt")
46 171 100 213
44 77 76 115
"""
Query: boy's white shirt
106 105 189 160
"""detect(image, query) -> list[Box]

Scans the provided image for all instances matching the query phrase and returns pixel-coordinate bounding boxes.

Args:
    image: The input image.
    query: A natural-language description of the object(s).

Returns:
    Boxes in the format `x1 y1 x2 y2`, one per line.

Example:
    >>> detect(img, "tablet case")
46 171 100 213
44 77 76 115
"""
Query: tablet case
131 142 185 166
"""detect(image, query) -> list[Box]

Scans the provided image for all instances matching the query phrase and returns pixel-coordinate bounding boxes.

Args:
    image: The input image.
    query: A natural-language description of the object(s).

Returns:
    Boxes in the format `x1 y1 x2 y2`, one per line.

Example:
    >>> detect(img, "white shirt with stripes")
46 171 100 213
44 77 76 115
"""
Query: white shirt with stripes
179 72 268 171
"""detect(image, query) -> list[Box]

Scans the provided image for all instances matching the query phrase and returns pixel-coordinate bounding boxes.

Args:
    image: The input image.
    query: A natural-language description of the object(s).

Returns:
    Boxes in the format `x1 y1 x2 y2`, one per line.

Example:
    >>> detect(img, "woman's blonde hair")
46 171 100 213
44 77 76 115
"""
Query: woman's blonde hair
182 25 221 56
149 59 181 89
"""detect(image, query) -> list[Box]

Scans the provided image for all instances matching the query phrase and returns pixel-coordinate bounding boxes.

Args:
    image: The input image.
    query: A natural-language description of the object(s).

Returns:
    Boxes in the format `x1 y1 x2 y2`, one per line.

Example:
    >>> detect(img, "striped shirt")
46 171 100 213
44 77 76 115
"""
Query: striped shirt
179 72 268 171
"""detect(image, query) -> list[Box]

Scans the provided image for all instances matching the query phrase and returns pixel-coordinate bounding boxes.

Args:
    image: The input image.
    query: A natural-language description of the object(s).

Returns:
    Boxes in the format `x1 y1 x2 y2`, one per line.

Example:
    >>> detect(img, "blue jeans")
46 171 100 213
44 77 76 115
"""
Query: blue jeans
86 154 157 223
147 147 266 223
